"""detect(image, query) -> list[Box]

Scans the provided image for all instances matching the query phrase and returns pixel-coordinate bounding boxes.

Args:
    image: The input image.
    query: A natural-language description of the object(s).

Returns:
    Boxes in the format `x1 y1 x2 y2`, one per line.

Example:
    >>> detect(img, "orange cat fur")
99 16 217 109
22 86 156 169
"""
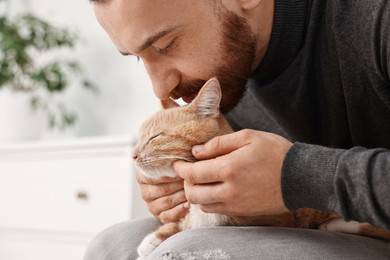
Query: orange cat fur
133 78 390 259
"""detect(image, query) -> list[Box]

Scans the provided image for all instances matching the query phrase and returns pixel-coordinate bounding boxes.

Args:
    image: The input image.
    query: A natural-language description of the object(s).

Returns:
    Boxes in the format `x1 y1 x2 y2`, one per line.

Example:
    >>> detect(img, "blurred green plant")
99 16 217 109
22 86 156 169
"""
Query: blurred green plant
0 13 98 129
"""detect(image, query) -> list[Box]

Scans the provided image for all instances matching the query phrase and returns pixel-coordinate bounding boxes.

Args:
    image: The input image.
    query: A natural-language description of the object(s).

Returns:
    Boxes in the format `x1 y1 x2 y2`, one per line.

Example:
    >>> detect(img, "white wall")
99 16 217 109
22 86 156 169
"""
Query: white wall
0 4 154 255
1 0 160 142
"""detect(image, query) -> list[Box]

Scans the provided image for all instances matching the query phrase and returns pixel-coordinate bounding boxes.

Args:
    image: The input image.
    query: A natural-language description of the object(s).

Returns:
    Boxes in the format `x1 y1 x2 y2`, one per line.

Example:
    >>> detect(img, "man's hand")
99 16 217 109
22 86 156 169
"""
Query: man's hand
136 171 189 223
173 129 292 216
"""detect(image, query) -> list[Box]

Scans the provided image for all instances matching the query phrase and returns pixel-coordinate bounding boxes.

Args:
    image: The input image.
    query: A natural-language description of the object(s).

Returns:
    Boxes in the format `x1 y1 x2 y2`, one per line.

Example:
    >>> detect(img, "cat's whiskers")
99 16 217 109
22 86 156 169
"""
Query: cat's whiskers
138 155 194 167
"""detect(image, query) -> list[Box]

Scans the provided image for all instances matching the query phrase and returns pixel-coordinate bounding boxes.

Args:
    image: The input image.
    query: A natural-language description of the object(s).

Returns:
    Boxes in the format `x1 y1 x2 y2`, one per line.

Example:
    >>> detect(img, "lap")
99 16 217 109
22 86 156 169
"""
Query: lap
84 218 390 260
150 226 390 260
84 217 161 260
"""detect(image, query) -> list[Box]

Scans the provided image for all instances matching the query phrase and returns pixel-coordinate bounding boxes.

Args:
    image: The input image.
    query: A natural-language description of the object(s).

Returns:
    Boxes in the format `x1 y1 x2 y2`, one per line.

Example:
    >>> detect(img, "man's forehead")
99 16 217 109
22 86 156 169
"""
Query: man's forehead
94 0 210 53
93 0 161 47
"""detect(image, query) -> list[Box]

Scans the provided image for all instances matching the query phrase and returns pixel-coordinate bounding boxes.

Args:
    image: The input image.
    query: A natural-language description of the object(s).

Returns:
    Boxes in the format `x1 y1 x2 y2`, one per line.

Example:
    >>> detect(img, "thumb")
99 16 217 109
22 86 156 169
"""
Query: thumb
192 131 249 160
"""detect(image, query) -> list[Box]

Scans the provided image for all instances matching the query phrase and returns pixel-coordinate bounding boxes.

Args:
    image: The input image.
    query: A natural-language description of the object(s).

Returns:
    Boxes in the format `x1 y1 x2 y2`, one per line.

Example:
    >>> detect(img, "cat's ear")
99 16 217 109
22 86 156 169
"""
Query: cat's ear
160 98 179 109
189 77 222 118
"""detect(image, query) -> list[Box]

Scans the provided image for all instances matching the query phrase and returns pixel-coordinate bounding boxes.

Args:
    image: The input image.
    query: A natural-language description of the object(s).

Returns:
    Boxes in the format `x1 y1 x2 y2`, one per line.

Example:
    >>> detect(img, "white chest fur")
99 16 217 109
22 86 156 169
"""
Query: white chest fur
189 205 228 229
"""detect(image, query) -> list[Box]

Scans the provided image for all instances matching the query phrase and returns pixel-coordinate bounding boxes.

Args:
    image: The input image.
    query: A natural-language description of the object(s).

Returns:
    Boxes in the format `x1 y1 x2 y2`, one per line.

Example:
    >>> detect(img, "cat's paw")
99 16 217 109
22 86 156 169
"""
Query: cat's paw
137 233 162 259
318 218 361 234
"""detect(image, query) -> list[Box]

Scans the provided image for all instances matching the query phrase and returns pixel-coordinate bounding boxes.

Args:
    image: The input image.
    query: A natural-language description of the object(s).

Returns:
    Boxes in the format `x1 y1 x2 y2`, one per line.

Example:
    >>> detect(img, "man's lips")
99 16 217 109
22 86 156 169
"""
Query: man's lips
181 93 198 104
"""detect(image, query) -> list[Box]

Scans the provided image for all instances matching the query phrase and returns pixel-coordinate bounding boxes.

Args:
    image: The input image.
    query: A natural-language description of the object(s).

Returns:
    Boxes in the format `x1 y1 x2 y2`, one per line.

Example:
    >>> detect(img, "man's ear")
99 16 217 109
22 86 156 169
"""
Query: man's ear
238 0 263 10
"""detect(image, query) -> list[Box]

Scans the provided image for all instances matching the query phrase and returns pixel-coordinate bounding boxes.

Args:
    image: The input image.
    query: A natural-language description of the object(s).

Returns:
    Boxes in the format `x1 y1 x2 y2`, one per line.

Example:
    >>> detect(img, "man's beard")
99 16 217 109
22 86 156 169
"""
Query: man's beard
171 6 257 113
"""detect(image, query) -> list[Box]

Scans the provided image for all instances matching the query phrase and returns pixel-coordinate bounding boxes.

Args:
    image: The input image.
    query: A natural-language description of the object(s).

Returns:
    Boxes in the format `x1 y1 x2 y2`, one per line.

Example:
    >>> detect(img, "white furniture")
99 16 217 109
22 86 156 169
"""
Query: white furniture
0 136 150 260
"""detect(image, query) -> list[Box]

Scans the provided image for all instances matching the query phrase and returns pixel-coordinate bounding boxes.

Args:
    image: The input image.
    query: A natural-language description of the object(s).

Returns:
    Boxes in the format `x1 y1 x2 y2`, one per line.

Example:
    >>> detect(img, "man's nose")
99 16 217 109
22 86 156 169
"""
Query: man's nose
144 62 180 100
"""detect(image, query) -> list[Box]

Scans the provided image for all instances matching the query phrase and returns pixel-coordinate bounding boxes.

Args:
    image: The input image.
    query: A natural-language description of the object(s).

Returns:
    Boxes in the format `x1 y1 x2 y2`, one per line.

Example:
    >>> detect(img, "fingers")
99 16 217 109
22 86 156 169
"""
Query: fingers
166 130 292 217
148 189 187 213
173 131 254 185
158 203 189 223
139 180 185 202
135 170 189 223
136 170 184 201
198 203 227 215
173 159 226 184
192 130 251 160
148 189 188 223
148 190 188 223
142 184 189 223
183 182 226 205
173 150 241 185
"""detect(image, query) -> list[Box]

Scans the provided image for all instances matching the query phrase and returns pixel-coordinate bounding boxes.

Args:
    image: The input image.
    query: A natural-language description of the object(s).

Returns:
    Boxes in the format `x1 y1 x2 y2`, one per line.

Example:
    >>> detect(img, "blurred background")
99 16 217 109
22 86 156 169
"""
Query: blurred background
0 0 160 141
0 0 158 259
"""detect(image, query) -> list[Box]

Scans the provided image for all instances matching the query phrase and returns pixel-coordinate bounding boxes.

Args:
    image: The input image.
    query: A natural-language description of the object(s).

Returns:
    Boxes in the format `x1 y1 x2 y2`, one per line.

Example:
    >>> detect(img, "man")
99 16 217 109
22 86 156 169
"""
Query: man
85 0 390 259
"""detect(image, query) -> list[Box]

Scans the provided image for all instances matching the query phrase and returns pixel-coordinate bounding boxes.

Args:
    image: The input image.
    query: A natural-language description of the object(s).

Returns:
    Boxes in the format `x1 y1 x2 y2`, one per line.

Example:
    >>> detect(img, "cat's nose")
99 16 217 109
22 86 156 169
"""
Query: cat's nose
132 146 139 160
132 151 138 160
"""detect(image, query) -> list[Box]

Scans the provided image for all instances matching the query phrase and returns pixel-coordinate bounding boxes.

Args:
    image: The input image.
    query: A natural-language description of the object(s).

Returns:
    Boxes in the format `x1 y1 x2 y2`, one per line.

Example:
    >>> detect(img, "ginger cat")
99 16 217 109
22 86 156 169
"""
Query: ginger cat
133 78 390 259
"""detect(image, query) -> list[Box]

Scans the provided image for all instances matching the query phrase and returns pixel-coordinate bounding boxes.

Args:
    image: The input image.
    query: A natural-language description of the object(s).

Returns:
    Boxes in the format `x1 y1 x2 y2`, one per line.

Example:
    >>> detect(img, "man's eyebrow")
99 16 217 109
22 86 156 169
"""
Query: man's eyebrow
118 26 179 56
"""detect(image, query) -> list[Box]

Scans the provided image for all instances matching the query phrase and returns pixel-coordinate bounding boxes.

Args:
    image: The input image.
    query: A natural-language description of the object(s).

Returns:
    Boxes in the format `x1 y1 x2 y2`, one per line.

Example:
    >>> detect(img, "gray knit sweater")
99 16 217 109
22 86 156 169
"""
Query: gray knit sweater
226 0 390 229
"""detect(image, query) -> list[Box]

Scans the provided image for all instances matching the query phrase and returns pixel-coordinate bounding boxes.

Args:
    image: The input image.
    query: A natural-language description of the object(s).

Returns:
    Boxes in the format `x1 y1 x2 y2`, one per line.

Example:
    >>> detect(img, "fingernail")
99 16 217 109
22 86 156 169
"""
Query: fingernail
193 145 203 154
183 202 191 209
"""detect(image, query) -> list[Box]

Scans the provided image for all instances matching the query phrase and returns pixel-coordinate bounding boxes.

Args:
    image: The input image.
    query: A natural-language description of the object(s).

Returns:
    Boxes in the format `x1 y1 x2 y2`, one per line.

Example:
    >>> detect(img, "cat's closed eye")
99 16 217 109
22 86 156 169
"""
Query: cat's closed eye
148 132 163 143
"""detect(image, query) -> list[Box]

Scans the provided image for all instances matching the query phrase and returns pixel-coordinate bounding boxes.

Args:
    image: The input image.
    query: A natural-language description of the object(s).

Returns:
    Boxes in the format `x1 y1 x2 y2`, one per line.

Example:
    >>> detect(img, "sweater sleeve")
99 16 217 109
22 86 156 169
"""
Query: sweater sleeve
281 142 390 230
